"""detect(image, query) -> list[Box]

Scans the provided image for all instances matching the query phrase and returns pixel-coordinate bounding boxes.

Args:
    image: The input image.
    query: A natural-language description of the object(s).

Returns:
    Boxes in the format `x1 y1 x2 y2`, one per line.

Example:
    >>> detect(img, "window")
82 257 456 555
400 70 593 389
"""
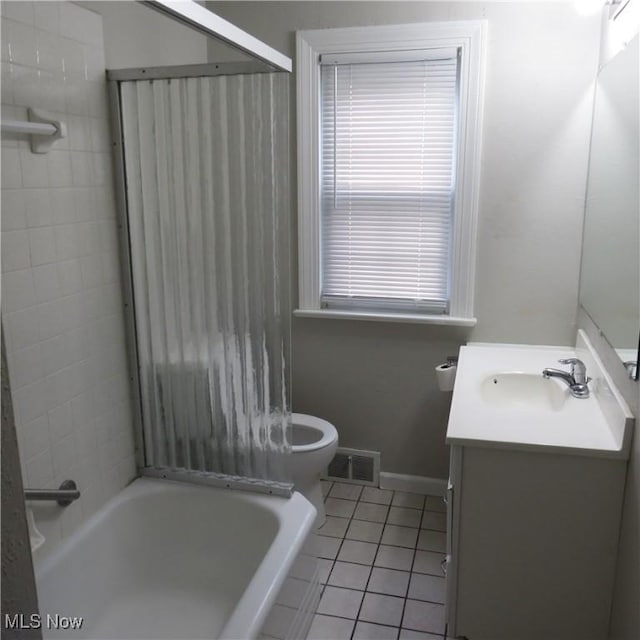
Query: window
296 22 486 325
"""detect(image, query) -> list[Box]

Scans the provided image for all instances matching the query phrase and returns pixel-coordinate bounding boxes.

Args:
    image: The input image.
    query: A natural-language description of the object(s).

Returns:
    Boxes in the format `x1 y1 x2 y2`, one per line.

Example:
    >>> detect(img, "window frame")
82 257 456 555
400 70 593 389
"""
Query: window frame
295 21 487 326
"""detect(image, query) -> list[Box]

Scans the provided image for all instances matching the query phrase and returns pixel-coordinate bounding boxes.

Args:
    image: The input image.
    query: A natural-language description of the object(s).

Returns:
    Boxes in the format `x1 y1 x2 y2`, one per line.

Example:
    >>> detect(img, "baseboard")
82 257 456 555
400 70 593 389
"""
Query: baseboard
379 472 447 497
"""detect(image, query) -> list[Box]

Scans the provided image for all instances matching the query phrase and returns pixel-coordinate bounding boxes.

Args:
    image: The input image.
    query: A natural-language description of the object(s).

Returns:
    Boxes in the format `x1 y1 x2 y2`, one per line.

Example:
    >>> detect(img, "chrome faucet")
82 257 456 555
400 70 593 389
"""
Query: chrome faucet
542 358 591 398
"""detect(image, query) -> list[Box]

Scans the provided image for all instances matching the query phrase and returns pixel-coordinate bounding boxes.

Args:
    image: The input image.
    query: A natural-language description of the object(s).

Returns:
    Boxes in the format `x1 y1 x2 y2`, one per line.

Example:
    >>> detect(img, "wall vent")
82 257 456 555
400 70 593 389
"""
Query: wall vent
324 448 380 486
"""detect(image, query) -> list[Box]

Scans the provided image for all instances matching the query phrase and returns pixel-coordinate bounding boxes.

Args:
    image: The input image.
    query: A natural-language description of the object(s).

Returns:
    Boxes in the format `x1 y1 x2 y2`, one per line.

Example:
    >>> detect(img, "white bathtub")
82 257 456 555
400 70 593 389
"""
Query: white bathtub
35 478 318 640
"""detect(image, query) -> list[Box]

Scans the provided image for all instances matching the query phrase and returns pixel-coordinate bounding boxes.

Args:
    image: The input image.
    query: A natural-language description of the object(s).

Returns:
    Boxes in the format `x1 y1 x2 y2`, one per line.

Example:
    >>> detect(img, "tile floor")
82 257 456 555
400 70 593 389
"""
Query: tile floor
308 481 452 640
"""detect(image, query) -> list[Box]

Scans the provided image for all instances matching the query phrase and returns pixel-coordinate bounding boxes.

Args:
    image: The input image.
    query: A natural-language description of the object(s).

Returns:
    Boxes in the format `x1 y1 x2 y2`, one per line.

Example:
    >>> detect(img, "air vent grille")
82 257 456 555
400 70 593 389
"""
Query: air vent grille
328 454 350 479
324 448 380 486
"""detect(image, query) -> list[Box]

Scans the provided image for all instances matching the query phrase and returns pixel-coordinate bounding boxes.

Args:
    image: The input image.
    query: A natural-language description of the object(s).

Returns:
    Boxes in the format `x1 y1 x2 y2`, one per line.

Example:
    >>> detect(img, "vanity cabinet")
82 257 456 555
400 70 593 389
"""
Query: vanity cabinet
445 443 626 640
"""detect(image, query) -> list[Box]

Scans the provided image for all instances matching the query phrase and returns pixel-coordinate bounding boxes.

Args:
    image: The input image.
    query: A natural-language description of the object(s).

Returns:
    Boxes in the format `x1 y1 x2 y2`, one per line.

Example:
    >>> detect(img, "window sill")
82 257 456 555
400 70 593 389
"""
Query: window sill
293 308 477 327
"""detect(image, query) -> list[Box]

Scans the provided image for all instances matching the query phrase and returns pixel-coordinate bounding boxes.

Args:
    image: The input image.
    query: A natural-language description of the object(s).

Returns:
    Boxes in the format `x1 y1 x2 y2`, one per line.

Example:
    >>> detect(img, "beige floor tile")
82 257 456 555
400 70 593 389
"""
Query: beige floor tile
359 592 405 627
308 614 354 640
391 491 425 509
328 561 371 590
318 585 364 619
402 600 445 635
368 567 410 597
374 545 414 571
346 519 384 543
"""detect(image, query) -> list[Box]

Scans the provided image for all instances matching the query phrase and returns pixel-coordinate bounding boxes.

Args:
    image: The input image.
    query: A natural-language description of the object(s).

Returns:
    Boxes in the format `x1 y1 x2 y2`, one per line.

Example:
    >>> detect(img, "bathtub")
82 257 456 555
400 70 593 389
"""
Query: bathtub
35 478 319 640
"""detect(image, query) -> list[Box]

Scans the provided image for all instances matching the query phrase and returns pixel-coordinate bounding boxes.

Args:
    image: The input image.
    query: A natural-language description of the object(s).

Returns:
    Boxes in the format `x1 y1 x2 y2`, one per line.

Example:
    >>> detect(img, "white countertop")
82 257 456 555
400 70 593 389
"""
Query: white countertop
446 337 634 459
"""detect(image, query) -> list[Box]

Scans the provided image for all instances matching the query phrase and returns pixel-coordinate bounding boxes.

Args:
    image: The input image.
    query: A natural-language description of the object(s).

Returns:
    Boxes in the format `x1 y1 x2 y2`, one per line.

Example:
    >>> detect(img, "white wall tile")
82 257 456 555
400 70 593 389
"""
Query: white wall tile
97 218 118 253
54 224 78 260
6 19 38 67
79 255 102 289
40 334 67 376
92 152 111 186
3 307 41 352
35 28 62 72
59 3 100 45
67 115 89 151
1 20 12 63
101 252 120 284
3 2 35 27
38 69 66 113
60 36 84 75
2 229 31 271
64 76 89 116
57 258 82 296
86 81 107 119
83 45 105 83
3 268 36 311
2 189 27 230
90 117 110 152
76 420 98 458
14 377 48 427
33 2 60 34
49 188 77 225
20 147 49 188
47 149 73 187
36 298 65 341
29 226 57 265
74 186 95 220
24 188 51 227
51 432 77 477
10 343 43 389
64 325 89 363
16 414 50 461
12 63 40 107
2 148 23 188
70 150 92 185
1 74 16 111
48 400 73 443
26 449 55 489
2 2 135 558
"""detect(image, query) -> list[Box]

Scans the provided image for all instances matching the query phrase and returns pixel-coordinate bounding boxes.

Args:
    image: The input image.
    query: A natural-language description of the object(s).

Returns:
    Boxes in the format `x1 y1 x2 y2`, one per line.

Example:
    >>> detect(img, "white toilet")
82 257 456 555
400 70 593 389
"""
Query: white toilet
291 413 339 527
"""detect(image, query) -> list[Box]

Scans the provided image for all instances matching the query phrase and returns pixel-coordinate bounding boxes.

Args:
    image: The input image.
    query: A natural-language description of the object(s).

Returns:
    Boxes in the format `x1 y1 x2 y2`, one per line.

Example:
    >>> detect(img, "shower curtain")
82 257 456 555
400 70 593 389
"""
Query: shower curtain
120 72 291 488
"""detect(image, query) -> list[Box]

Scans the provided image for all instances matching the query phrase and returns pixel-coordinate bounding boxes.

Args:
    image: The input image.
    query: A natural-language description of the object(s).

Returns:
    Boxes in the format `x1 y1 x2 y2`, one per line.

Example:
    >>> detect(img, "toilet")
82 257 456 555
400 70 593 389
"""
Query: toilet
291 413 339 527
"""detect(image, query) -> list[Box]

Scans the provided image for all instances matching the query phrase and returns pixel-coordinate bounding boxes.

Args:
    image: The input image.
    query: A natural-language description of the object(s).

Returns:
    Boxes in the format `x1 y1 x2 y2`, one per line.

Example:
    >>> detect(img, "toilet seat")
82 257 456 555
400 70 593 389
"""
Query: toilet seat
291 413 338 453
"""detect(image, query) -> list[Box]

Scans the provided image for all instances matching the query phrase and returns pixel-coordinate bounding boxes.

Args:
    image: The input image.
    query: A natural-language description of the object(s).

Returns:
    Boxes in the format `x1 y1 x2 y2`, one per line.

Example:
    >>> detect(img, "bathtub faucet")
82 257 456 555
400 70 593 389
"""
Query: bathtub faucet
542 358 590 399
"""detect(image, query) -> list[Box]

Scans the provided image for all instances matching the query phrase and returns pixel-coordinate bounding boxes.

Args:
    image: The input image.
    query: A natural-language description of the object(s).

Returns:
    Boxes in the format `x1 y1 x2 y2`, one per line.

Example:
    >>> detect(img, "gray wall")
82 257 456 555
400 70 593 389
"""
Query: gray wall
80 1 209 69
208 1 600 477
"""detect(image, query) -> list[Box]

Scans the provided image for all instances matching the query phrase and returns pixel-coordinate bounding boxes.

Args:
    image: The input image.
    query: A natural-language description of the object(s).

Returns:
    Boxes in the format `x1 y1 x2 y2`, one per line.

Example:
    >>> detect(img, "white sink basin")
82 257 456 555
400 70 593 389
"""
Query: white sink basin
480 372 568 411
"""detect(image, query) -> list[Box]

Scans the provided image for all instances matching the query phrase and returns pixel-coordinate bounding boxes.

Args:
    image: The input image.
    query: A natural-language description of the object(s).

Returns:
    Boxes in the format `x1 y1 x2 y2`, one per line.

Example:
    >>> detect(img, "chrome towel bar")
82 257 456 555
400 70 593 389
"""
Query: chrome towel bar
1 108 67 153
24 479 80 507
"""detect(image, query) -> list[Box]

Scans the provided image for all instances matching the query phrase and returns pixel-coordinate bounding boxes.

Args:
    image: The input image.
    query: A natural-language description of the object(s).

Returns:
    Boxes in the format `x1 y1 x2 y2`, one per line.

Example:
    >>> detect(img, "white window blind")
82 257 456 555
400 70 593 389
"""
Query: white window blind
320 50 459 314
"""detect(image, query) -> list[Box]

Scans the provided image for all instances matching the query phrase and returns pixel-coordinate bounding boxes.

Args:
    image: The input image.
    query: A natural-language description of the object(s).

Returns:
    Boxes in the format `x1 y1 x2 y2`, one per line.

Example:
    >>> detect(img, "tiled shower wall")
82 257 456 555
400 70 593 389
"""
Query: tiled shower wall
1 1 136 554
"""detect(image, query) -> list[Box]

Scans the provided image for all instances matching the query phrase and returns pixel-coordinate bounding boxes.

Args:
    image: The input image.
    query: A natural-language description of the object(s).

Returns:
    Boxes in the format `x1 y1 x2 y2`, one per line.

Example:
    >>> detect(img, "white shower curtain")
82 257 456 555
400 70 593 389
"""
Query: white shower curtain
120 72 291 487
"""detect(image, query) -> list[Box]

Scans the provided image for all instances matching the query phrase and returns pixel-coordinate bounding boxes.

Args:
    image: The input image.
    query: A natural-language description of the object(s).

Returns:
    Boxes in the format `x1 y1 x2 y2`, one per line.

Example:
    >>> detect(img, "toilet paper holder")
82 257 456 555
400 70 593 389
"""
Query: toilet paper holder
436 356 458 392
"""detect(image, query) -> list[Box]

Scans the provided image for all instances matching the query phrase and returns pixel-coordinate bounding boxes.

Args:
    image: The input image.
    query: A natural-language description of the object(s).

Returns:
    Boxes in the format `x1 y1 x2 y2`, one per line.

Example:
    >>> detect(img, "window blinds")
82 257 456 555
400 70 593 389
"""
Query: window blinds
320 50 459 313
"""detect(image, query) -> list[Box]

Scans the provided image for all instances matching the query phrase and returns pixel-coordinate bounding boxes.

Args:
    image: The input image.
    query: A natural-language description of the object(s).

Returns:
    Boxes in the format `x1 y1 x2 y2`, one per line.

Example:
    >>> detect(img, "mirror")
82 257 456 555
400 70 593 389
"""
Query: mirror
579 34 639 380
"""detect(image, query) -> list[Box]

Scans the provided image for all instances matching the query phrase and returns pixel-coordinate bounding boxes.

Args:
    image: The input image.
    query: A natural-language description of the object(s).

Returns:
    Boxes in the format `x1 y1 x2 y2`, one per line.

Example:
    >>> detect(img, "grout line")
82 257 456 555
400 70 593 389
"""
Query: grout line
348 486 395 640
318 482 448 637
